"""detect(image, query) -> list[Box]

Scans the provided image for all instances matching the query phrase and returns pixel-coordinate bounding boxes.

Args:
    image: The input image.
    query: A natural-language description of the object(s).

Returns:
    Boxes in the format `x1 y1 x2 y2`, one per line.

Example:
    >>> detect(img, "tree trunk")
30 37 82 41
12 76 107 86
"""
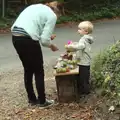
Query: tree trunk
1 0 6 18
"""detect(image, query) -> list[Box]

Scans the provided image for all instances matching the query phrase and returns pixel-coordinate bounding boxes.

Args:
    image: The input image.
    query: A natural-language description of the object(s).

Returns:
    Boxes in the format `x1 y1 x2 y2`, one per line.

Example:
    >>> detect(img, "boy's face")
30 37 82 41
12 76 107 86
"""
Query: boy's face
78 28 88 36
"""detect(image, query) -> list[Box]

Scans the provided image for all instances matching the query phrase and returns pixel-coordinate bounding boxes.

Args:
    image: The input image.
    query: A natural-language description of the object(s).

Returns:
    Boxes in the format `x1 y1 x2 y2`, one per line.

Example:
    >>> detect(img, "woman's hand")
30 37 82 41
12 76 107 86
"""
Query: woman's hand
51 34 56 40
50 44 59 51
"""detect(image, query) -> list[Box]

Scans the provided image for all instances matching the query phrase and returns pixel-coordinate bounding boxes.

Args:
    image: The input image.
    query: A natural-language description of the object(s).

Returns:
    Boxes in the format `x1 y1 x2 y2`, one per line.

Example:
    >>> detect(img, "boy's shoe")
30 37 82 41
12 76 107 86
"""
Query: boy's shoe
39 99 54 108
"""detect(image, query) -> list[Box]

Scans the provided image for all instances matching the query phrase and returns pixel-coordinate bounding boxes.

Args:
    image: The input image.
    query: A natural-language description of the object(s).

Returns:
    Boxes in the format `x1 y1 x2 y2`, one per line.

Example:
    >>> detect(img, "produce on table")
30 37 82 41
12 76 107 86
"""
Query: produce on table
55 59 78 73
66 60 78 65
54 41 79 73
61 51 73 60
65 42 78 52
62 62 67 67
56 67 70 73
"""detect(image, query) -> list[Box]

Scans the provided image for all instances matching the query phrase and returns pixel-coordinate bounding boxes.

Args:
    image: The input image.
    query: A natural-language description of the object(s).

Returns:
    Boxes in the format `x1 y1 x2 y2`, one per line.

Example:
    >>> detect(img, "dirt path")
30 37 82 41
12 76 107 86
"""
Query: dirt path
1 19 120 119
0 67 120 120
0 65 54 120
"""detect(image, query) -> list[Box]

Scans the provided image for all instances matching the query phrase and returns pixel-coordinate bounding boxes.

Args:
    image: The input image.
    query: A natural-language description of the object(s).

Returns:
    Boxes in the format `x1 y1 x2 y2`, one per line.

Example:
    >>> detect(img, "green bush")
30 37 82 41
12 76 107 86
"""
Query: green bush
0 17 14 28
91 41 120 105
57 6 120 24
6 8 17 18
1 3 120 28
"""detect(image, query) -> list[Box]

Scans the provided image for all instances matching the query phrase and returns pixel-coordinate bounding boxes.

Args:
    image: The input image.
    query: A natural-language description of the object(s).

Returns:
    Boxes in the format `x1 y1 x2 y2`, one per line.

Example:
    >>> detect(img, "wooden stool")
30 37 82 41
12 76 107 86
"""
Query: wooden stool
54 67 79 103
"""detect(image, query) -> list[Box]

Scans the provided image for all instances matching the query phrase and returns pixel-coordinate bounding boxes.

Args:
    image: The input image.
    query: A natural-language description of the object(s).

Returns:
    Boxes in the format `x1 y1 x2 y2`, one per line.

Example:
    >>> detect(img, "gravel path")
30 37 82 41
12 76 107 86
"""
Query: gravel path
1 66 120 120
0 62 56 119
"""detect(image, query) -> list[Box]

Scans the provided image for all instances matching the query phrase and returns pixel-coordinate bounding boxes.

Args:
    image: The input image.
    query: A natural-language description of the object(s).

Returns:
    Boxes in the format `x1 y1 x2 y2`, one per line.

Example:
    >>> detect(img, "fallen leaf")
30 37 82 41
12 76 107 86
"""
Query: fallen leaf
109 106 115 112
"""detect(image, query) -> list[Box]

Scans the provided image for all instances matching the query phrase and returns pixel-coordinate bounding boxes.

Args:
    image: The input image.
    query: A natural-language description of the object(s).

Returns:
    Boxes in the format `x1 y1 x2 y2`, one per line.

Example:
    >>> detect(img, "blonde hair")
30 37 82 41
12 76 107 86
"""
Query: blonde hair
46 1 61 17
78 21 94 34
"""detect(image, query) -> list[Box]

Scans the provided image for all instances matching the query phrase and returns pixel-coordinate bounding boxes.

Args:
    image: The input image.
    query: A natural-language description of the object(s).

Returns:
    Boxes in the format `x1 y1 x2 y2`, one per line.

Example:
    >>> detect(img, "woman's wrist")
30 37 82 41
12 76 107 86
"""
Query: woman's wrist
49 44 53 48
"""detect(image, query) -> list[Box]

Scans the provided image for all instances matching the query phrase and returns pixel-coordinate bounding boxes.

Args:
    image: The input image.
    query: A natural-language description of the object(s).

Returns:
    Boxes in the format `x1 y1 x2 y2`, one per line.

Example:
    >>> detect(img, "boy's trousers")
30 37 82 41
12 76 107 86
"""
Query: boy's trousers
12 35 46 104
78 65 90 94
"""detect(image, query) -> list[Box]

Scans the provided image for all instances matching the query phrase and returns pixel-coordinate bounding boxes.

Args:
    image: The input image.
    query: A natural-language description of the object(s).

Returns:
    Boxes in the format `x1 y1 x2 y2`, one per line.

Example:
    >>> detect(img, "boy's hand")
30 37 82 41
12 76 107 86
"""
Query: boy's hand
51 34 56 40
65 44 68 48
65 44 72 49
65 44 76 52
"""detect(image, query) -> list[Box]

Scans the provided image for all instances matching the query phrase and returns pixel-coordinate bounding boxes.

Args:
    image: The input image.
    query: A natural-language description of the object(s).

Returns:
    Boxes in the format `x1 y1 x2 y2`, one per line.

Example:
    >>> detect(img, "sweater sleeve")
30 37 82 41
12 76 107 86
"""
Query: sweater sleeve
40 15 57 47
67 37 86 50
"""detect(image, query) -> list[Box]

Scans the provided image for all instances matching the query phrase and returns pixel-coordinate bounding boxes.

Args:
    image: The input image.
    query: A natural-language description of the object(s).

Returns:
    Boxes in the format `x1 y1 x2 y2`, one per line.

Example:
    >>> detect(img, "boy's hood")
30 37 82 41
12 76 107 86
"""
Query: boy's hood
84 34 93 44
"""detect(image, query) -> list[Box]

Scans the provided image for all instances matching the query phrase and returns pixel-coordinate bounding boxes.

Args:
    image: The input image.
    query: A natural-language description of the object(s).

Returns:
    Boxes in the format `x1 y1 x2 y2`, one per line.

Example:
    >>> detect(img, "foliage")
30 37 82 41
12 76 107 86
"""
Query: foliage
39 0 64 3
91 40 120 106
1 1 120 28
6 8 18 18
57 6 120 24
0 17 14 28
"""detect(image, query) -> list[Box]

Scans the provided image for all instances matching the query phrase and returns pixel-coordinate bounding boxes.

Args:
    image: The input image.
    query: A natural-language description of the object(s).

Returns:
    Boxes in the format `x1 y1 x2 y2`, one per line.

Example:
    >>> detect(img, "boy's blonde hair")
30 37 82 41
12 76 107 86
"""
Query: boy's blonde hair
78 21 94 34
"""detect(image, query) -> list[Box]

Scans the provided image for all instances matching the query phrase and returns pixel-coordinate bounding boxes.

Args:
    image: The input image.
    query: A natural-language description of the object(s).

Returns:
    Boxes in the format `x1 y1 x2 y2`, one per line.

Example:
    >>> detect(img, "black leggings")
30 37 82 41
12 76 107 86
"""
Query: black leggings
12 35 45 104
78 65 90 94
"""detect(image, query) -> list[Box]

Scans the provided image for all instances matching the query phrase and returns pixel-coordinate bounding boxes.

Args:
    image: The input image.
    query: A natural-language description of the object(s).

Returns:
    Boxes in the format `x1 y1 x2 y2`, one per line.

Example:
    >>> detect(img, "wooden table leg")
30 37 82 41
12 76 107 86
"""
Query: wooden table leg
55 74 79 103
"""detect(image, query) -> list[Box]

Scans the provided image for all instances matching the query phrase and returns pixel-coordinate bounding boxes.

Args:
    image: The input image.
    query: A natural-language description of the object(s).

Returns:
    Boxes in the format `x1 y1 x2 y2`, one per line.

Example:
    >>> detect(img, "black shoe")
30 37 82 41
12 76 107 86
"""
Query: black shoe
39 99 54 108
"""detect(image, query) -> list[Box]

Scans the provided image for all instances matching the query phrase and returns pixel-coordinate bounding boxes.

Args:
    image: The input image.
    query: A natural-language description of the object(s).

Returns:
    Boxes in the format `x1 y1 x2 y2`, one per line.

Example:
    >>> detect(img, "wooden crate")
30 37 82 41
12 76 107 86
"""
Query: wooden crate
54 67 79 103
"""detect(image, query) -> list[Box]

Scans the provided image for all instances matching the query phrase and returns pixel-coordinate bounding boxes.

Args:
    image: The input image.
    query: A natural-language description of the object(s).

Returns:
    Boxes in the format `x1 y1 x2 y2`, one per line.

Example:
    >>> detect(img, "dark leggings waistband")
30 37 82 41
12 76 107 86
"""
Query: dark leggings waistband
12 35 39 43
12 26 30 36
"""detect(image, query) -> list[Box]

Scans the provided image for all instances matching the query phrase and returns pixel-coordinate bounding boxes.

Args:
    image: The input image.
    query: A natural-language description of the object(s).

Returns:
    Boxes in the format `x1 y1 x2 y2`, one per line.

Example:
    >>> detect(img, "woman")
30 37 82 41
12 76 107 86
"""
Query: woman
11 1 61 107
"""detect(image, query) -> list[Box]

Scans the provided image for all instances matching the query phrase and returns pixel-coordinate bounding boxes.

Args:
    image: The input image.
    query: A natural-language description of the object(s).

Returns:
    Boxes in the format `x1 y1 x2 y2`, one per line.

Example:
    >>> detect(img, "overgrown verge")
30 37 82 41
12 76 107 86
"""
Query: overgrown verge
91 40 120 107
1 4 120 32
57 6 120 24
0 18 13 33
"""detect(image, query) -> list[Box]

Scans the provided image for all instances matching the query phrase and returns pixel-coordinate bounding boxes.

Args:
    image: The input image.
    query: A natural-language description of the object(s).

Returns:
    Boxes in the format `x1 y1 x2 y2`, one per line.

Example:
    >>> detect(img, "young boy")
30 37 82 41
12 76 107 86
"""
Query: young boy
66 21 94 95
